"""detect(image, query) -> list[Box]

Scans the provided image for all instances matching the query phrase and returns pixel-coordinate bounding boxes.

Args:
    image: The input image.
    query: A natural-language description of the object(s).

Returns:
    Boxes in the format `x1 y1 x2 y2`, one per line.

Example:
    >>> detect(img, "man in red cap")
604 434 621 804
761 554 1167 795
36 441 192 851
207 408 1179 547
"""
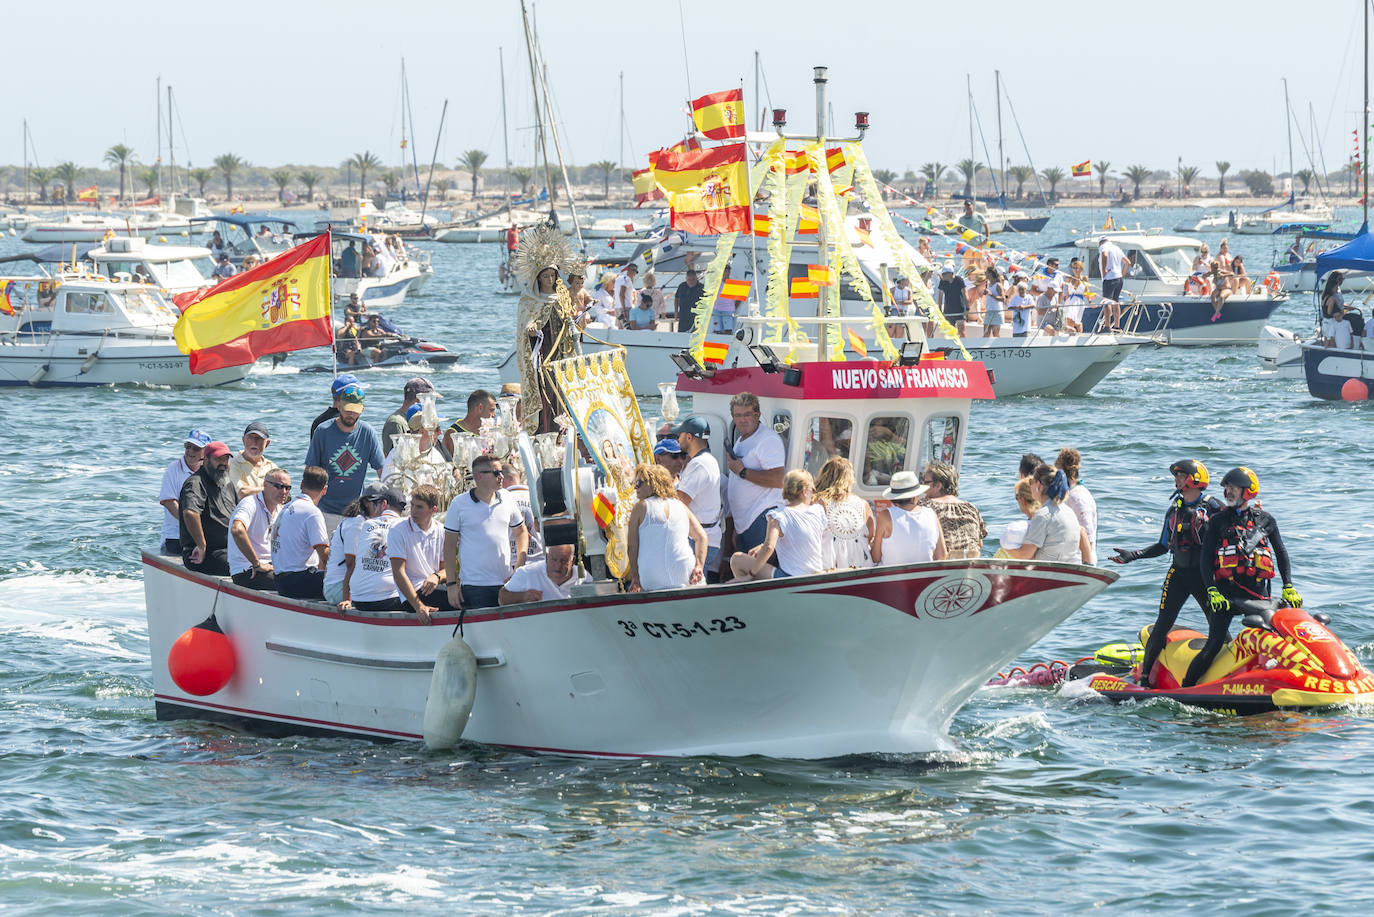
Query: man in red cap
178 440 238 576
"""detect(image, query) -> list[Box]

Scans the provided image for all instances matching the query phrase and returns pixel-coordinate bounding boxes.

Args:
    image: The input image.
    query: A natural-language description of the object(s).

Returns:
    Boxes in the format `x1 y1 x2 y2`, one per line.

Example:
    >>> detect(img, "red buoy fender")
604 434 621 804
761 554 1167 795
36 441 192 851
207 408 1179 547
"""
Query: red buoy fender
167 614 236 696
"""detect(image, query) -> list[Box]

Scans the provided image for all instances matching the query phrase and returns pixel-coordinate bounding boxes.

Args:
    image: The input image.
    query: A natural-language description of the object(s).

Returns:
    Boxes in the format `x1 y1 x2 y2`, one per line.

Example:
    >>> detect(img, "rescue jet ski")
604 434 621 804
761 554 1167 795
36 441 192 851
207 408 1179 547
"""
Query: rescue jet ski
991 599 1374 714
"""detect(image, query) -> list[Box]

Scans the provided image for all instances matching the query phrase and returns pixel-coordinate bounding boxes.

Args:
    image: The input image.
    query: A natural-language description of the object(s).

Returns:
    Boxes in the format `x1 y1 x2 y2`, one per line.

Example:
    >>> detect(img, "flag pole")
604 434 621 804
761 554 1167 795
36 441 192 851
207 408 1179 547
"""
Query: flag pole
327 230 337 380
743 78 762 321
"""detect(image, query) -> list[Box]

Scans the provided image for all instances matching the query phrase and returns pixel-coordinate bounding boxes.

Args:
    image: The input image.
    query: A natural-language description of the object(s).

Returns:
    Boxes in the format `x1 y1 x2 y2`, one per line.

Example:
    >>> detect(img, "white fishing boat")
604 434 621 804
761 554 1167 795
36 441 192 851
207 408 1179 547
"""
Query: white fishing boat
22 212 135 243
319 230 423 307
0 275 250 387
85 236 215 297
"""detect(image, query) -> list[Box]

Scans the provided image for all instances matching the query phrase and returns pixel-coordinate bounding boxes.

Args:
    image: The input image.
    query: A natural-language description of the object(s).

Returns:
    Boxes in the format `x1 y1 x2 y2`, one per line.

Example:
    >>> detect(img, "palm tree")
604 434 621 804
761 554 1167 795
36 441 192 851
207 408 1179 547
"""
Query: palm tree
458 149 488 200
270 168 292 201
591 160 618 199
872 168 898 187
214 153 246 201
30 166 51 203
1094 160 1111 197
53 162 81 202
1215 161 1231 196
1178 165 1200 197
189 168 213 198
1125 164 1152 201
511 167 534 195
1007 165 1034 200
139 167 159 198
380 171 400 196
297 170 322 201
346 151 382 198
1294 169 1315 195
920 161 947 197
955 158 983 198
104 143 135 202
1040 166 1065 202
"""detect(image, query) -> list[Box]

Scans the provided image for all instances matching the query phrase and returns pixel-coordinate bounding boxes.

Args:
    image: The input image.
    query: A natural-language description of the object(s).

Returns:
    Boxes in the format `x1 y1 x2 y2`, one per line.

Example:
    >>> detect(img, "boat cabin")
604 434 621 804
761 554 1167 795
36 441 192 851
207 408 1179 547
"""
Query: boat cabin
190 215 297 265
1076 232 1200 293
86 236 215 294
2 277 181 342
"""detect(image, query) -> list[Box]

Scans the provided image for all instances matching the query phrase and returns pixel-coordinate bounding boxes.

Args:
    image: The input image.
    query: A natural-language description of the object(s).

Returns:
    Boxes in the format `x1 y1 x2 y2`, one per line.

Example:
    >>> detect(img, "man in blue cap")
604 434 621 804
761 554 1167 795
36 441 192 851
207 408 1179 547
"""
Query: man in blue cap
304 381 384 531
159 429 211 555
653 437 685 478
672 415 723 581
311 373 364 437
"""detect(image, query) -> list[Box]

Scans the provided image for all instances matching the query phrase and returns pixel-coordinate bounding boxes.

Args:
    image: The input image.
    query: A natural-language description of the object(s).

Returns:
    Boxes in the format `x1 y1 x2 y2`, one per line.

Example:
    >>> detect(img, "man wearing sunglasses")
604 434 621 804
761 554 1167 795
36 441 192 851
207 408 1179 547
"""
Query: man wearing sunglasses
271 466 331 600
444 454 528 610
228 468 291 591
304 381 385 532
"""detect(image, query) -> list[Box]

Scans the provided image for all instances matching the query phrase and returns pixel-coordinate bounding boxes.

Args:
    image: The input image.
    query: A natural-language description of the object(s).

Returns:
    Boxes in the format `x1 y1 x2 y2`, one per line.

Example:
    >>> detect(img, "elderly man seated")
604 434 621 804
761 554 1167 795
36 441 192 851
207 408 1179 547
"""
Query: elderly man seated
498 544 586 605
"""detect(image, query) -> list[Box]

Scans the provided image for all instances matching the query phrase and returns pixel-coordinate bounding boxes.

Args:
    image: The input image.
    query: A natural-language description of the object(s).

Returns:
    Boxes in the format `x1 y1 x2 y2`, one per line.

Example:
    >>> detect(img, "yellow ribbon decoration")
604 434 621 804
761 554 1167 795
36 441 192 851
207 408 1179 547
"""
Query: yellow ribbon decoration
848 143 969 359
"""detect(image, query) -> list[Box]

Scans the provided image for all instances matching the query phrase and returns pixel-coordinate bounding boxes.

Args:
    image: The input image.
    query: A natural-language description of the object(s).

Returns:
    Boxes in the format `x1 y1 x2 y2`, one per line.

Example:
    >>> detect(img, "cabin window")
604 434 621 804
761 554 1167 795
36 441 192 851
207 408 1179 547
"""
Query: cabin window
771 411 792 466
64 292 107 314
802 415 852 476
861 415 909 486
920 415 961 467
1124 250 1159 280
100 260 139 280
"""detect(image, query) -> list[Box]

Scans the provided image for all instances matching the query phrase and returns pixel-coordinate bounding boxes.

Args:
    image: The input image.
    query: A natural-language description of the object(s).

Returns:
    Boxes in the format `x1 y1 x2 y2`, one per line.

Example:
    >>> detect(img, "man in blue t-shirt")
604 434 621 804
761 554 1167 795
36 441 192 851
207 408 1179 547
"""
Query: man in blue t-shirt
304 382 384 528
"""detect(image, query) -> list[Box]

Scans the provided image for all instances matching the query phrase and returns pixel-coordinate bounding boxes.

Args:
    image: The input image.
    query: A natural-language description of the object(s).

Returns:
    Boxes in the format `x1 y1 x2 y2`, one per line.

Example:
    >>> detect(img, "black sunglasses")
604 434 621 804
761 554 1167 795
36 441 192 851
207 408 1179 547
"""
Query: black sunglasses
266 480 291 491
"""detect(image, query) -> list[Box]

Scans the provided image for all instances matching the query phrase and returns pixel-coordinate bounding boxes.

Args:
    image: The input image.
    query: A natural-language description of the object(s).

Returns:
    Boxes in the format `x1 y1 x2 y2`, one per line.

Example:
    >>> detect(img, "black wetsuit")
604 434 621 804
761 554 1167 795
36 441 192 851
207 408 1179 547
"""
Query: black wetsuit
1192 504 1292 686
1126 493 1218 687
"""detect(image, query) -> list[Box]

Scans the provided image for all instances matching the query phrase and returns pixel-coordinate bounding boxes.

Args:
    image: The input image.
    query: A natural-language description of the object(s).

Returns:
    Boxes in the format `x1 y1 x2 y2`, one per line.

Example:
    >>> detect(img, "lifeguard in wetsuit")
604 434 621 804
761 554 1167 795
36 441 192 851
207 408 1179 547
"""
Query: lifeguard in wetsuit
1110 459 1219 688
1193 466 1302 687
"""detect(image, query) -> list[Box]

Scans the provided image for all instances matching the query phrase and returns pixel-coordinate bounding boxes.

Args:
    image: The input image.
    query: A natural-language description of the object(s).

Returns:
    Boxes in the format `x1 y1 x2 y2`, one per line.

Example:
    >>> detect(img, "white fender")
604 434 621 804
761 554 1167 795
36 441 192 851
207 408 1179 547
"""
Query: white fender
422 635 478 750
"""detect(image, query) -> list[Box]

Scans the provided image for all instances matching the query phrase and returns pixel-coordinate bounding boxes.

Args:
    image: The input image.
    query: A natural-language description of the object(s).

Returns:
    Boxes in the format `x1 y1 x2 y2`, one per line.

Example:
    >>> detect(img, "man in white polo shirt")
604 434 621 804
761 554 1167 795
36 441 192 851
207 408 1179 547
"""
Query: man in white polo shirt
271 466 330 600
159 429 210 555
228 467 291 591
723 392 785 553
348 486 405 611
444 454 528 610
673 415 723 581
388 484 450 622
499 543 586 605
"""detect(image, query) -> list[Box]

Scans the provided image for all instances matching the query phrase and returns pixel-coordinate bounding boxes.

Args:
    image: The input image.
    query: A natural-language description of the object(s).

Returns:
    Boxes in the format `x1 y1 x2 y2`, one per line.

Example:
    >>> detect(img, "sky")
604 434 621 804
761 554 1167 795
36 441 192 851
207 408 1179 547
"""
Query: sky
4 0 1368 181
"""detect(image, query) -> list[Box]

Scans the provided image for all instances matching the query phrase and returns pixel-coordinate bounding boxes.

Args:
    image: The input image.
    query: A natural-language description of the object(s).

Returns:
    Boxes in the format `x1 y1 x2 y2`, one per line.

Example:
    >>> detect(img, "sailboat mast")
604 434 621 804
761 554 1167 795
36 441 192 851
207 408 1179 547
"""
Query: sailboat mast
403 59 423 199
499 47 511 205
22 119 28 205
1365 0 1370 226
167 85 177 196
755 51 762 131
419 99 447 225
156 75 163 201
618 71 624 180
967 74 975 199
520 1 555 215
1283 77 1295 204
995 70 1005 206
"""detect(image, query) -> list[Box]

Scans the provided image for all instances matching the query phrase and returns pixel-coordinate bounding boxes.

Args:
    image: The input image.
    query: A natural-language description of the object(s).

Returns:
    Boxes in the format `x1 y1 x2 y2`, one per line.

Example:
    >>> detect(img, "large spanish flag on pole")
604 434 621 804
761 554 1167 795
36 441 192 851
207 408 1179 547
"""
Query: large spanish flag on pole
174 233 333 374
655 143 750 235
691 88 746 140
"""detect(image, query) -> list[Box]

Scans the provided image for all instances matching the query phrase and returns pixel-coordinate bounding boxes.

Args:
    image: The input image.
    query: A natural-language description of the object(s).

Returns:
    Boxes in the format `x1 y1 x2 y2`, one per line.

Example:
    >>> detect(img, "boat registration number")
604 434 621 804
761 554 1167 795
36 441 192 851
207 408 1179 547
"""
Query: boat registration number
617 617 746 639
138 360 183 369
966 348 1032 360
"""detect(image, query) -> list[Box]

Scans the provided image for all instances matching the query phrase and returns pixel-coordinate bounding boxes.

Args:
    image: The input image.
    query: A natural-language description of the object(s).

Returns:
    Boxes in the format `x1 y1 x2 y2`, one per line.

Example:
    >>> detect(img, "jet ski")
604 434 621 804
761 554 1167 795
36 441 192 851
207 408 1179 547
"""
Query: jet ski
993 599 1374 714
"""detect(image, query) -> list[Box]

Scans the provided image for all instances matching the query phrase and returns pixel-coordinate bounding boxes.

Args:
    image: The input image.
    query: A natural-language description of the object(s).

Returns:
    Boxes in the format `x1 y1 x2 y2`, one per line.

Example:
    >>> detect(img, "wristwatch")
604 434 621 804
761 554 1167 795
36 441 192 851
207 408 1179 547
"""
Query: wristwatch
739 467 748 480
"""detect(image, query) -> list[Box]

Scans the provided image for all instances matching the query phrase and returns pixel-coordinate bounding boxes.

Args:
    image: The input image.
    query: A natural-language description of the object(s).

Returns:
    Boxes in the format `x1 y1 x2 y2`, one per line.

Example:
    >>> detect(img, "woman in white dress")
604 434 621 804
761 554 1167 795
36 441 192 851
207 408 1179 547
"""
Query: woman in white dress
872 470 946 565
1007 464 1091 563
730 470 827 579
812 457 874 569
628 464 707 591
1055 447 1097 565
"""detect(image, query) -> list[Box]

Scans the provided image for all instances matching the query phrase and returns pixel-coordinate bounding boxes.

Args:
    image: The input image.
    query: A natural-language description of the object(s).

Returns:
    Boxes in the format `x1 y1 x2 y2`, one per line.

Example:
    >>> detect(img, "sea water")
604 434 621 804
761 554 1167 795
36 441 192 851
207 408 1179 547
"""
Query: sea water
3 209 1373 914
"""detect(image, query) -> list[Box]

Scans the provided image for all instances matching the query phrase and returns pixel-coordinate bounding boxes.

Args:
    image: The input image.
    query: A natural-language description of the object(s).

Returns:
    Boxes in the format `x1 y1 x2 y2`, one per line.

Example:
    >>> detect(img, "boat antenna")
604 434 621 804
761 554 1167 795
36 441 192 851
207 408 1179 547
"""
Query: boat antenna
419 99 447 227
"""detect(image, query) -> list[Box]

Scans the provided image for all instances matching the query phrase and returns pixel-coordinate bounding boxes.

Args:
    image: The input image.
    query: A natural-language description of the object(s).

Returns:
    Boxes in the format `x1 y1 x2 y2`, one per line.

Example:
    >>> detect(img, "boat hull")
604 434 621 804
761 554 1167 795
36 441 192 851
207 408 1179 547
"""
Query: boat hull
1082 295 1280 346
0 339 251 387
1301 341 1374 399
143 552 1115 758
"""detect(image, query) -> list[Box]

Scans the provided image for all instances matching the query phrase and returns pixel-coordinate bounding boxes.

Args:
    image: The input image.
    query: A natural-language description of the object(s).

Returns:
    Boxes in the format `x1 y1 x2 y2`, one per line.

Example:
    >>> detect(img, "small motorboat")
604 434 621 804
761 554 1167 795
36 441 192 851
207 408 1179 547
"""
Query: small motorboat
293 332 459 373
992 599 1374 714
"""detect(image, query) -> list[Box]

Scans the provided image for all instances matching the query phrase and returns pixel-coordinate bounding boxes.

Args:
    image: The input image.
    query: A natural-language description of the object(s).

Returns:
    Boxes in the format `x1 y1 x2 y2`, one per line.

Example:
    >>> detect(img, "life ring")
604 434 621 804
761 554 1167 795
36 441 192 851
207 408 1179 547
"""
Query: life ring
1184 275 1211 296
1263 272 1283 295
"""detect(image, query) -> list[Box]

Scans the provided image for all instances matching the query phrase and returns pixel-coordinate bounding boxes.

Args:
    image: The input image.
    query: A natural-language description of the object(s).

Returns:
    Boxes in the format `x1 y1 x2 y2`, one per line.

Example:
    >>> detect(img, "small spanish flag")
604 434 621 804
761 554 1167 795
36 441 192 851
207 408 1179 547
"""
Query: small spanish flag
591 489 617 531
826 147 846 173
847 328 868 357
833 184 853 197
790 277 819 298
0 280 15 317
784 150 810 175
669 136 702 154
701 339 731 365
719 278 751 301
76 185 99 202
752 212 771 237
807 264 836 287
797 204 820 235
691 88 746 141
1072 160 1091 178
855 227 873 247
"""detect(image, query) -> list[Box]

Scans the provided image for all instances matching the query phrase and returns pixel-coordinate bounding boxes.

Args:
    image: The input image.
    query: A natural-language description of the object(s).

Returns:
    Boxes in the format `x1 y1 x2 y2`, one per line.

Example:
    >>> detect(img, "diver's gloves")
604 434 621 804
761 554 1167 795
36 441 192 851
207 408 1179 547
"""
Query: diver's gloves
1110 547 1141 564
1207 587 1230 614
1281 584 1303 608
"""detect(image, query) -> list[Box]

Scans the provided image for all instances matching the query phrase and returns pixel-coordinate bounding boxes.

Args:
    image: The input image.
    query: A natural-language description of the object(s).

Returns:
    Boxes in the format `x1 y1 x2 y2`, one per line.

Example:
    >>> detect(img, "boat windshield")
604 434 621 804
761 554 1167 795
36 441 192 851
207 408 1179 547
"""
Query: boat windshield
115 288 177 324
150 257 215 288
1147 246 1195 279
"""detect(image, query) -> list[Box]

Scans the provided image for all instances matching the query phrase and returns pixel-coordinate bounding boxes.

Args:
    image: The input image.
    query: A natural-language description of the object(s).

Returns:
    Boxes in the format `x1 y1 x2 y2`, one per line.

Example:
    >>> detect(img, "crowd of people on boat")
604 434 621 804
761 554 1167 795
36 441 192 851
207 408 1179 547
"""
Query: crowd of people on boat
156 376 1107 621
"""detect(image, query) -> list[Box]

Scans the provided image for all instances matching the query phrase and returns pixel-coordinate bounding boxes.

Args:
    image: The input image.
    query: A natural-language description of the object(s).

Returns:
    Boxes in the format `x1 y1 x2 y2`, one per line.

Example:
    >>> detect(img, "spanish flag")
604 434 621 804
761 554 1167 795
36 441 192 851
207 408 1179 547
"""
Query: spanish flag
807 264 836 287
591 489 617 531
691 88 746 141
174 233 333 374
752 212 771 237
790 276 819 298
784 150 810 175
0 280 15 316
654 143 750 235
797 204 820 235
632 167 664 207
1072 160 1091 178
847 328 868 357
719 278 751 301
77 185 98 202
855 226 873 247
825 147 846 173
701 339 730 365
669 136 702 154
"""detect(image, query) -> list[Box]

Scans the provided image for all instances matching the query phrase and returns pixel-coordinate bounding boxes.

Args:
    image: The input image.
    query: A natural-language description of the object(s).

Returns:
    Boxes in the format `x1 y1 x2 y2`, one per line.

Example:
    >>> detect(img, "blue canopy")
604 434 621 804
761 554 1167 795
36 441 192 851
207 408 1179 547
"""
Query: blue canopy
1314 223 1374 275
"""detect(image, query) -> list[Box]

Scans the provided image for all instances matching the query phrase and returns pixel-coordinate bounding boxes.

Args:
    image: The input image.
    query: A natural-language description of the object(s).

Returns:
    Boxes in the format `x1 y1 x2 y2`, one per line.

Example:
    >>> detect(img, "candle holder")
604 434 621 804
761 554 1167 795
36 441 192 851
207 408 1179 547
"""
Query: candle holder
533 432 564 470
657 381 680 425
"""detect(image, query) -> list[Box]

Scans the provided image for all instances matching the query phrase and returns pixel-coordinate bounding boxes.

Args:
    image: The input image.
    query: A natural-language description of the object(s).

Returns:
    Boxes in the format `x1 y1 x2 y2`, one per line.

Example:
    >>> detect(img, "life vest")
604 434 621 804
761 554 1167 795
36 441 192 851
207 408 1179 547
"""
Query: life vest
1166 495 1215 567
1263 271 1283 295
1214 509 1277 582
1184 274 1211 296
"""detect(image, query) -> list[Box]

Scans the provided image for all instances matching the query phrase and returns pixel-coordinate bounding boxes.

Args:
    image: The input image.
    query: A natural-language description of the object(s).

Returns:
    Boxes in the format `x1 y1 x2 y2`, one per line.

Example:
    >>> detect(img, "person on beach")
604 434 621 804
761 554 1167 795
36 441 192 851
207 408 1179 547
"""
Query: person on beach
1109 459 1218 688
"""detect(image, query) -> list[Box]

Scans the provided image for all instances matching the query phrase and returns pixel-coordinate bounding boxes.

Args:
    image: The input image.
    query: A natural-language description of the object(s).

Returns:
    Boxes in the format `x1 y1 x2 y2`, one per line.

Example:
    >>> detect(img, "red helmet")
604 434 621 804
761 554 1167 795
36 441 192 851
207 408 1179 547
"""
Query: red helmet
1221 466 1259 502
1169 459 1209 489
